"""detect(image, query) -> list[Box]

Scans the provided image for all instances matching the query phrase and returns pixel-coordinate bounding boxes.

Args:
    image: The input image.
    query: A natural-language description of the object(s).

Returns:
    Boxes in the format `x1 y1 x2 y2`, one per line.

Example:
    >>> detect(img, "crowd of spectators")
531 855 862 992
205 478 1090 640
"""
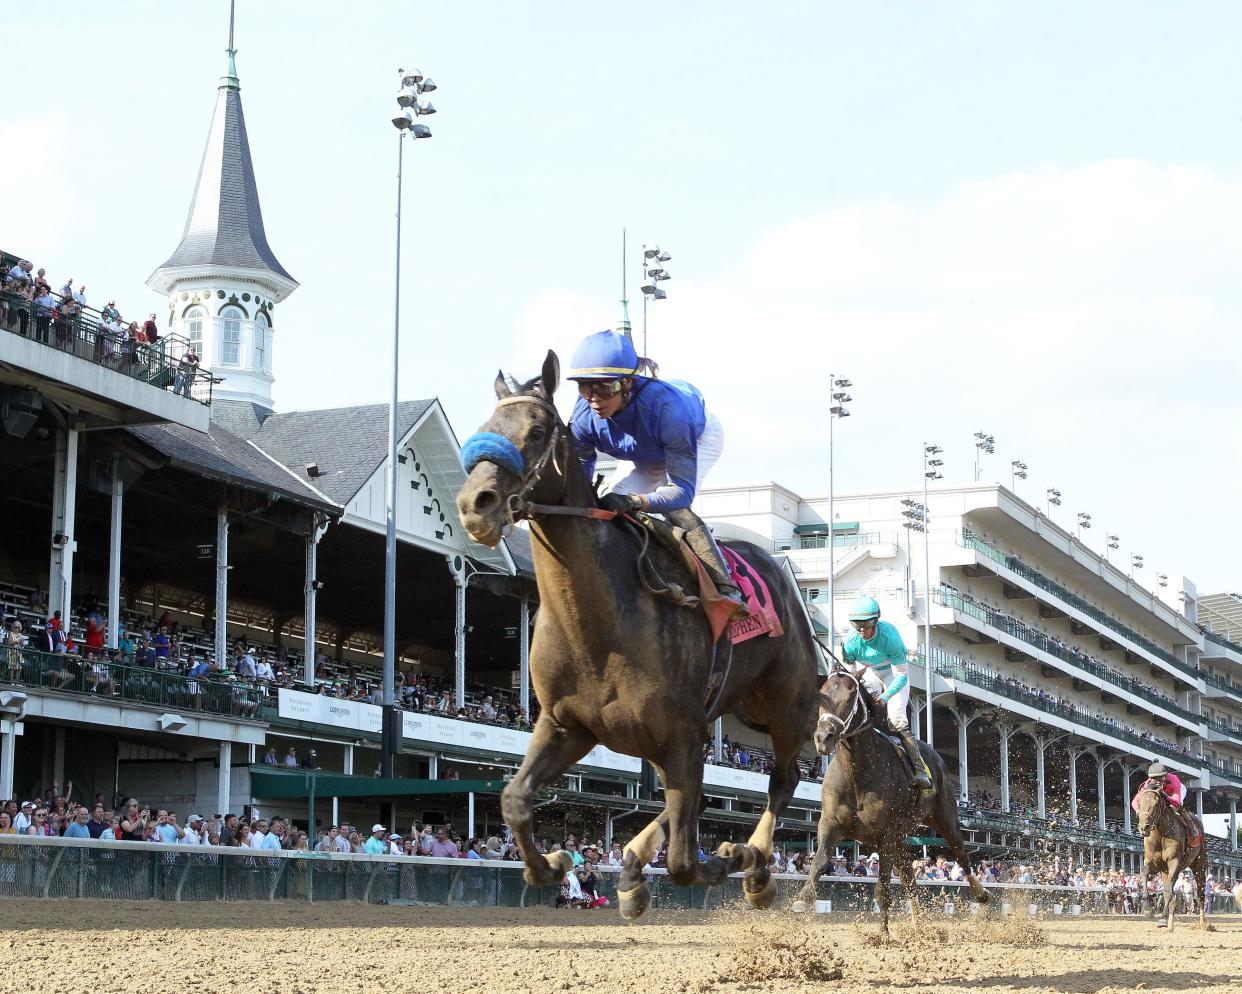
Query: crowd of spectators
703 735 826 782
1 256 201 395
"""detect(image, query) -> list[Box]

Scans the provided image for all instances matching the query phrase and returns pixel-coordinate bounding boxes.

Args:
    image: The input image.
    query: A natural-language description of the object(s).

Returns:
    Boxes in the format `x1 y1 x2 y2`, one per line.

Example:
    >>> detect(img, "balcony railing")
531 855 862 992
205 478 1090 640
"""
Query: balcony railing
1205 715 1242 745
0 282 213 405
960 529 1196 681
934 587 1203 727
923 646 1202 766
3 647 263 720
775 531 881 553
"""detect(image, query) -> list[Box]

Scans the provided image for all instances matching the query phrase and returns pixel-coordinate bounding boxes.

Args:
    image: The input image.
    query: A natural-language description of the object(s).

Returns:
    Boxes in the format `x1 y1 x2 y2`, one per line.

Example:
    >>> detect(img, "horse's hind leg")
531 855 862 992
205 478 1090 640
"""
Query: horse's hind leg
876 849 893 938
930 791 989 906
897 855 919 919
500 716 595 888
1194 857 1208 929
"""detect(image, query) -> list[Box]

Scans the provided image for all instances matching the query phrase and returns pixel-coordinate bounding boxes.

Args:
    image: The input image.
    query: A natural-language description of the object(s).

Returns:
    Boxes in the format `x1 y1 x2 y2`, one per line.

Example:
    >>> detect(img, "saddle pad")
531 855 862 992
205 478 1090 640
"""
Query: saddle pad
722 546 785 645
684 547 785 645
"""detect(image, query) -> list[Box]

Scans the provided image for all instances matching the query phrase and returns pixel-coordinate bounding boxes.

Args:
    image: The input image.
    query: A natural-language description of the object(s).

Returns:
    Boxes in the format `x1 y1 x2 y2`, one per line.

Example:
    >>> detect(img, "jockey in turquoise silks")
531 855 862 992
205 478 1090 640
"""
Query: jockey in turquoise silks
841 594 932 789
566 329 746 618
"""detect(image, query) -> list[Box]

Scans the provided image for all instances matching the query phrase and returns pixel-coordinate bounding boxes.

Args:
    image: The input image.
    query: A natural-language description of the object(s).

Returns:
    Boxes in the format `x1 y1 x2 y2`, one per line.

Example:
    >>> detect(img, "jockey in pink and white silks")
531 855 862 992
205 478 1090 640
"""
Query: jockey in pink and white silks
840 595 932 789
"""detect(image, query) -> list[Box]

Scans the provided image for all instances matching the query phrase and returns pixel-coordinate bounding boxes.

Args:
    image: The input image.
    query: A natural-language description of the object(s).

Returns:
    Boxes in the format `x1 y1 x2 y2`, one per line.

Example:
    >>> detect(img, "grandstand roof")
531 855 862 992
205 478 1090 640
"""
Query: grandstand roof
127 421 337 513
1198 592 1242 643
253 400 435 506
147 51 295 292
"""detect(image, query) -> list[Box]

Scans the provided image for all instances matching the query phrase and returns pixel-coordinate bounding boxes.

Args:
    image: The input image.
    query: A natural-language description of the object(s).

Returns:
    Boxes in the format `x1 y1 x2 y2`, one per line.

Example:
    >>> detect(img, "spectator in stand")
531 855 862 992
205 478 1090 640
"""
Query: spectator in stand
33 287 55 343
143 313 160 347
262 745 278 765
84 605 105 654
27 806 53 836
63 806 91 839
6 260 32 284
100 299 119 323
14 801 34 834
256 654 276 685
283 747 298 768
316 826 341 852
180 814 205 845
424 824 460 858
219 813 238 847
153 626 171 664
4 620 23 681
364 824 388 854
172 342 200 393
233 822 252 847
86 803 109 838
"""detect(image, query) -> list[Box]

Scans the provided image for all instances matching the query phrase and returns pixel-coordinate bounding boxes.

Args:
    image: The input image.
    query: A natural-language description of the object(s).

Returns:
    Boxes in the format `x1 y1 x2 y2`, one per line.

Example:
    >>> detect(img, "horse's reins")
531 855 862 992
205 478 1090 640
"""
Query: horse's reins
816 667 875 742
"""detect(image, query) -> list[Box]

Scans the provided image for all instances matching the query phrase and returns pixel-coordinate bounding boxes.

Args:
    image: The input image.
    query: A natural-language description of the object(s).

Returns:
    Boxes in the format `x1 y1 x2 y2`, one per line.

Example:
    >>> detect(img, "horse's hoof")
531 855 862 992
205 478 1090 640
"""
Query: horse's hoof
791 899 808 914
547 850 575 875
716 841 756 872
618 882 652 921
743 868 777 910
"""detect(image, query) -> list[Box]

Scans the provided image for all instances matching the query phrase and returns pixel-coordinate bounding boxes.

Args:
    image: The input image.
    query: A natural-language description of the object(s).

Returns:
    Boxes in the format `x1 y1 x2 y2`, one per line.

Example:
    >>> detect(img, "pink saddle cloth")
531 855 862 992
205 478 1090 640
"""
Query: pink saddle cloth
689 545 785 645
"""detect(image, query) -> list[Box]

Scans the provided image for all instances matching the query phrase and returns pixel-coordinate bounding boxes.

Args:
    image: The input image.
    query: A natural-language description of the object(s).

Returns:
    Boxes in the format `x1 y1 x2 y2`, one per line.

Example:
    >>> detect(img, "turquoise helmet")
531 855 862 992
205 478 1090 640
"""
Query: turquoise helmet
568 330 640 381
848 595 881 623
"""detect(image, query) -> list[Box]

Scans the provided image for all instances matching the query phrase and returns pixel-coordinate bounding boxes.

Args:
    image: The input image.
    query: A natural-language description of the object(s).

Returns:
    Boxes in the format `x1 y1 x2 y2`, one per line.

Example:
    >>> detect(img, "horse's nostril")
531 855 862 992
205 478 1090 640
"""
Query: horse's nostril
472 489 500 514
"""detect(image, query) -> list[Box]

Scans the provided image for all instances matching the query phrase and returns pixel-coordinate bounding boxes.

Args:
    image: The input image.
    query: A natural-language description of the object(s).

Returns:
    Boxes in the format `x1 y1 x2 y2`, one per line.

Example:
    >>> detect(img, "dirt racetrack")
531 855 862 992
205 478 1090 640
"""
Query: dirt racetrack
3 901 1240 993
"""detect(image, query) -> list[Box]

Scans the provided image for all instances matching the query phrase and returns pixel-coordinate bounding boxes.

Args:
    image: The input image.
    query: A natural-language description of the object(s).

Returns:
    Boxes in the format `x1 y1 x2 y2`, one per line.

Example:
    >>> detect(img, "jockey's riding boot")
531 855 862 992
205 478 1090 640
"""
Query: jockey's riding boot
668 509 748 620
897 728 933 789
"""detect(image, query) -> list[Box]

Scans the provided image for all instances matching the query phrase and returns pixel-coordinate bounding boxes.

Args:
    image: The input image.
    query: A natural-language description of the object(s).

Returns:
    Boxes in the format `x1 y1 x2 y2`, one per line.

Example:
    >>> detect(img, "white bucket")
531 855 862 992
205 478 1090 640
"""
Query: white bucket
815 899 832 914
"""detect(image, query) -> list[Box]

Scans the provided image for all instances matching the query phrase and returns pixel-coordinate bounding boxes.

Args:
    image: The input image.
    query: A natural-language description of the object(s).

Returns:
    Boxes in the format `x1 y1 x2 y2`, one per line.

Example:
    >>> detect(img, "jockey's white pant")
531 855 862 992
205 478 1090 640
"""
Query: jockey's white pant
857 667 912 732
607 410 723 499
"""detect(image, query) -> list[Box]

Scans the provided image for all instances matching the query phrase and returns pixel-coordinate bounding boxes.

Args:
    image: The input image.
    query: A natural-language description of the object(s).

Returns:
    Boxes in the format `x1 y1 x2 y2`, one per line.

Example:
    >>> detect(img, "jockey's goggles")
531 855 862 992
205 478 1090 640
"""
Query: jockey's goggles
576 379 625 399
850 618 879 631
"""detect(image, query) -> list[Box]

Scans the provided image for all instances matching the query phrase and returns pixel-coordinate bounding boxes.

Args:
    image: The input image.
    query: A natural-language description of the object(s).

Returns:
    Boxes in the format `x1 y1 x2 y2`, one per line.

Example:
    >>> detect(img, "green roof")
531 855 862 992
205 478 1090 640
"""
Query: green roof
793 522 859 535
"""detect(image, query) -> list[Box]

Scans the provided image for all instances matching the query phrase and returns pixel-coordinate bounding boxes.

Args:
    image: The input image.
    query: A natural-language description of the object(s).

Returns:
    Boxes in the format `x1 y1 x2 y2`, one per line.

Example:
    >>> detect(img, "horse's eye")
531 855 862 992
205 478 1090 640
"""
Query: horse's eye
528 424 547 442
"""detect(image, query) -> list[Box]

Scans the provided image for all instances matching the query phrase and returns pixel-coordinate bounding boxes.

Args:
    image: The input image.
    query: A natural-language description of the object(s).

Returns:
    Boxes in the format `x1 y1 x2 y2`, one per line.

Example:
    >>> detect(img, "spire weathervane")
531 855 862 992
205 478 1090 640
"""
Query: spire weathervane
226 0 238 80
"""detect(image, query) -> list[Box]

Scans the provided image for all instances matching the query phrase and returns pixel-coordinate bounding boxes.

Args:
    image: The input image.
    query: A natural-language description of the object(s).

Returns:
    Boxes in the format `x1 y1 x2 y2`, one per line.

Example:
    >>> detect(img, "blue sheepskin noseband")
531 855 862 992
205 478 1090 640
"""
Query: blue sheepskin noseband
461 432 526 478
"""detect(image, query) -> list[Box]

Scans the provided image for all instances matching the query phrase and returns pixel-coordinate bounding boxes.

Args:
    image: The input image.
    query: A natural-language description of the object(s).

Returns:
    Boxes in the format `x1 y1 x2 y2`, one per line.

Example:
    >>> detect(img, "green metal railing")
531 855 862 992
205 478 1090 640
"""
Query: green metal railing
3 647 264 720
0 837 1144 911
923 645 1199 767
935 587 1203 727
0 254 213 405
1205 630 1242 657
960 529 1197 680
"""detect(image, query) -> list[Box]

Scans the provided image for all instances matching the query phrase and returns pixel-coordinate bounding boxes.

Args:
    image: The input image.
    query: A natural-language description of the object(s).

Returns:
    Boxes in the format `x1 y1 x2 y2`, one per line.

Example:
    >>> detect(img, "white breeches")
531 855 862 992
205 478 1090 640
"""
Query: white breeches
858 668 911 731
608 410 723 498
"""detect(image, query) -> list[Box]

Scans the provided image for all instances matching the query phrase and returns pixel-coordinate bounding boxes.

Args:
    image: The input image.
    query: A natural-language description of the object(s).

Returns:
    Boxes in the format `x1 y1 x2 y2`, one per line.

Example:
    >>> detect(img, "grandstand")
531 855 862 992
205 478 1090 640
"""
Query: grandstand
2 21 1239 887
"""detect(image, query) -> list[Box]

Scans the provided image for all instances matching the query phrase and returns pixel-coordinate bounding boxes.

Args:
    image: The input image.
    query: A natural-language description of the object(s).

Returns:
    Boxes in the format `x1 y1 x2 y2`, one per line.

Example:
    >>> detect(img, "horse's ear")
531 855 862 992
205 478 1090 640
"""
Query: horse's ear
494 370 512 400
541 350 560 397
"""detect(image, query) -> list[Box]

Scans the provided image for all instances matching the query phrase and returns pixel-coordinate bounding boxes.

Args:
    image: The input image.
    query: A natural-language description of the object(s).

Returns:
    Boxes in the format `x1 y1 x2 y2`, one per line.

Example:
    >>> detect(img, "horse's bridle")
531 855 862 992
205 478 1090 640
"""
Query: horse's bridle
1137 781 1167 838
490 395 564 524
816 667 875 742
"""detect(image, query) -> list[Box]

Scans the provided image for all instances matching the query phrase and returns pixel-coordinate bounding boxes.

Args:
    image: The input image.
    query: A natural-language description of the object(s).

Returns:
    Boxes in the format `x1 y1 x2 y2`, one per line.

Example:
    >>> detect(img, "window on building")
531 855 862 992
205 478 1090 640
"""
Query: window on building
254 312 269 370
221 307 242 365
186 306 204 350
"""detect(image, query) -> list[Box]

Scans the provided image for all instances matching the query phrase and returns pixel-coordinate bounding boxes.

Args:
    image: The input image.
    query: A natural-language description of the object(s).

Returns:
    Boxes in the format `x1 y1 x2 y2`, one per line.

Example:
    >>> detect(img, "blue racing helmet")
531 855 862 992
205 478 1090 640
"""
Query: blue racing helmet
848 595 881 622
567 330 641 381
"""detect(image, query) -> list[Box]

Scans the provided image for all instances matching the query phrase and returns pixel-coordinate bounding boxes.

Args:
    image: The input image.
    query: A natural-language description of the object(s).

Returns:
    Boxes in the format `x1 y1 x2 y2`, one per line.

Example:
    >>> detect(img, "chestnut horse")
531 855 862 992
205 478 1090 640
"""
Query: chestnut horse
1136 781 1207 929
792 666 988 933
456 353 821 919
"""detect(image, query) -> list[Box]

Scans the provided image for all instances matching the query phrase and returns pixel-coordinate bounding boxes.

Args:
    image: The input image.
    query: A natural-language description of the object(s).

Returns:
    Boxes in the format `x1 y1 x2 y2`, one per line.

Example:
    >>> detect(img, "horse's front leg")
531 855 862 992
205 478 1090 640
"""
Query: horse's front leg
1139 857 1151 918
616 809 670 921
876 849 893 938
718 750 801 910
1162 858 1179 930
791 815 841 912
500 715 595 888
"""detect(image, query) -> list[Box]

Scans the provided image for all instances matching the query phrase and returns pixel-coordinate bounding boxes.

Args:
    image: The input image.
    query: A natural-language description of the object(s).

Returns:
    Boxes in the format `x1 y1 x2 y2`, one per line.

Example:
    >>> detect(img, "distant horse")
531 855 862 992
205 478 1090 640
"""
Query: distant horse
792 666 989 934
456 353 822 919
1136 782 1207 930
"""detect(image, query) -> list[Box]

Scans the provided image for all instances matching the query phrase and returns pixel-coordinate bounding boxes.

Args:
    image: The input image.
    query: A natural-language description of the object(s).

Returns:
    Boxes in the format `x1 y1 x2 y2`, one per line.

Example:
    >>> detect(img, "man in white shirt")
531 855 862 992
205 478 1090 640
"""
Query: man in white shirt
180 814 205 845
255 656 275 684
240 649 258 681
14 801 34 834
481 696 497 721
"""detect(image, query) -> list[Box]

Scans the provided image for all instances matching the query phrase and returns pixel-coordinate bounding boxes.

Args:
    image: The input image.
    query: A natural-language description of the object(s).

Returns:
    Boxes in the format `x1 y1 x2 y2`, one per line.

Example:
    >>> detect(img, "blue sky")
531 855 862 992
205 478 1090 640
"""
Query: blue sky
6 1 1242 593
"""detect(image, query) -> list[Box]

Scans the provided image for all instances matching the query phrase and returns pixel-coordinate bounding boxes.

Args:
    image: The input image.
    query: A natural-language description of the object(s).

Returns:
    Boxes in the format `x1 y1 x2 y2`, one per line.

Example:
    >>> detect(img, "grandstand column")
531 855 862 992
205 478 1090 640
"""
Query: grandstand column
1121 764 1139 835
47 426 81 619
997 723 1016 813
1195 788 1204 820
215 498 229 667
1035 738 1046 819
518 596 530 715
1096 755 1107 830
1230 798 1237 852
343 744 354 775
303 515 327 685
449 557 467 710
52 727 65 791
106 456 124 648
467 791 475 838
909 693 922 740
217 741 232 817
0 720 16 801
951 705 979 802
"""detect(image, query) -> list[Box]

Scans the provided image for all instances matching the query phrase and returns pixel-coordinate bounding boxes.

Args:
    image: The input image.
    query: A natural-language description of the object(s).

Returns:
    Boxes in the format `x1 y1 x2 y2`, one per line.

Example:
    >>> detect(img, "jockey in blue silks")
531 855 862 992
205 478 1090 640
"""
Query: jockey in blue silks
566 329 746 617
841 594 932 789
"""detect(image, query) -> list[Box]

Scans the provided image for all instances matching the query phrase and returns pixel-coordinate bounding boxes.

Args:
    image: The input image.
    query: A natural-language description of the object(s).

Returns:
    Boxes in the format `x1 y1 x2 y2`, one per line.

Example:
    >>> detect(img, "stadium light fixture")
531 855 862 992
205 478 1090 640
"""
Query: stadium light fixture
1045 487 1062 515
1076 511 1091 541
1130 553 1144 579
824 373 854 657
1105 532 1119 562
639 243 672 357
1010 459 1027 493
920 443 943 748
383 64 439 778
973 432 995 482
1157 573 1168 589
